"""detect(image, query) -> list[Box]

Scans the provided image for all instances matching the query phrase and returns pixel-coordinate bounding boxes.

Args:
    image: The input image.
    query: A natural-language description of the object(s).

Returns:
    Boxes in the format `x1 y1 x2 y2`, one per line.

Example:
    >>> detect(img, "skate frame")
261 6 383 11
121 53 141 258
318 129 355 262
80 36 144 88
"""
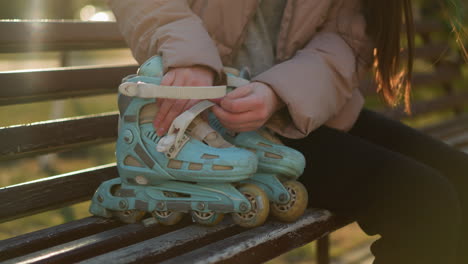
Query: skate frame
1 11 467 264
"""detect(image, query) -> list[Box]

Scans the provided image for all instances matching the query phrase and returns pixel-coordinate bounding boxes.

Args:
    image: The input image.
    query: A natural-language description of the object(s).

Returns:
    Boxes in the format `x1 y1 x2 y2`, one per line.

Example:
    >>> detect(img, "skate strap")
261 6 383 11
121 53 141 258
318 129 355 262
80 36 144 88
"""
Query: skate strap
157 100 215 158
190 121 232 148
226 75 250 88
119 82 227 99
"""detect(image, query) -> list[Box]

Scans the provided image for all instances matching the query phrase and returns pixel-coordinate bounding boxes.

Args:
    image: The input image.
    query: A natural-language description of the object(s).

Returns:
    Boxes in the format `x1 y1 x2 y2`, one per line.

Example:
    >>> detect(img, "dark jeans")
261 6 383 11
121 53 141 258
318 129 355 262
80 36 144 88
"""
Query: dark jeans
280 109 468 264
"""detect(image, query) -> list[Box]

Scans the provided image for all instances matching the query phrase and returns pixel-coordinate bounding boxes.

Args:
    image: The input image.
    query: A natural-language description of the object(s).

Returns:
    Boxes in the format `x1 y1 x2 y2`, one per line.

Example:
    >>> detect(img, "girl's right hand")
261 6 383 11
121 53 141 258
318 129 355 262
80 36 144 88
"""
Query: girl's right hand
154 66 216 136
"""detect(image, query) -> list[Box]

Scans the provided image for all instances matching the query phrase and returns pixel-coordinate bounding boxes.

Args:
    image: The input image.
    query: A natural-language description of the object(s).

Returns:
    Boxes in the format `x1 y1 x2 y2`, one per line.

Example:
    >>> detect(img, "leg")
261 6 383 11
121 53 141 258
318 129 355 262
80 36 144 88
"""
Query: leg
350 109 468 263
280 126 461 264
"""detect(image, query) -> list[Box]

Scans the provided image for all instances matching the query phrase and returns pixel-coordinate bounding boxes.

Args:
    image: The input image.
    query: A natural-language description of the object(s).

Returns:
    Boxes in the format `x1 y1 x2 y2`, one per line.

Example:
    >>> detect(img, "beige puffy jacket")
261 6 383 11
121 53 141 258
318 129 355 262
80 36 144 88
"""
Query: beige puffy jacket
108 0 373 138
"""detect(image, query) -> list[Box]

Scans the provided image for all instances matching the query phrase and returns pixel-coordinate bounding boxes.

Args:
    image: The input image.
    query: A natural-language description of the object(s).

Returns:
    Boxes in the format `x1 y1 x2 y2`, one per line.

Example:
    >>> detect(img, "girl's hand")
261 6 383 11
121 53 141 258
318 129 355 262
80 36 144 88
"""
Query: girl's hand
154 66 215 136
212 82 284 132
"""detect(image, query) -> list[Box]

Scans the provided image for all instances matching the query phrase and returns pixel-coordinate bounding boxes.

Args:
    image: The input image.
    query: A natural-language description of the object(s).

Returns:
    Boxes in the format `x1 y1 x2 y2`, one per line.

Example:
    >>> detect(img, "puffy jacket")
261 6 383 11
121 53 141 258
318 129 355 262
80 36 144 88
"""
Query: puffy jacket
108 0 373 138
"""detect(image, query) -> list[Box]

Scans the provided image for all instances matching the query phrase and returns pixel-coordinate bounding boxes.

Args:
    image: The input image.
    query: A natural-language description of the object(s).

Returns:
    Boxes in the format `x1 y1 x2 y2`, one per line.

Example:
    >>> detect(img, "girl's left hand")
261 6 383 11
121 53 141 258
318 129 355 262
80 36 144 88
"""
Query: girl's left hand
212 82 284 132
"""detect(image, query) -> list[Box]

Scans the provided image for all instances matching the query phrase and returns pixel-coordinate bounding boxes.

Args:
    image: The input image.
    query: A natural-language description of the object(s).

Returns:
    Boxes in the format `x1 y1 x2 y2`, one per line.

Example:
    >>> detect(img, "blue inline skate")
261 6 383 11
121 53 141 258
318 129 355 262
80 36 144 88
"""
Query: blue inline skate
209 69 309 222
89 56 270 228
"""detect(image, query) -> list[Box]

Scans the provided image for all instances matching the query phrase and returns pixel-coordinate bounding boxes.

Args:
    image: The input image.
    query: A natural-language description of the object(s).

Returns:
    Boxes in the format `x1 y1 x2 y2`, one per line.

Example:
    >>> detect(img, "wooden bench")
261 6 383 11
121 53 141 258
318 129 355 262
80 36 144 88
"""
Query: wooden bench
0 12 466 264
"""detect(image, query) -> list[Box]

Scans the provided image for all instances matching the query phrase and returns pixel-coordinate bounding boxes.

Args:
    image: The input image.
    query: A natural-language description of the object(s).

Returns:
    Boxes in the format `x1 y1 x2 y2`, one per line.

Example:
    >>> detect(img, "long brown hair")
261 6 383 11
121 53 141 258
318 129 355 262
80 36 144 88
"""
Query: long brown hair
363 0 414 113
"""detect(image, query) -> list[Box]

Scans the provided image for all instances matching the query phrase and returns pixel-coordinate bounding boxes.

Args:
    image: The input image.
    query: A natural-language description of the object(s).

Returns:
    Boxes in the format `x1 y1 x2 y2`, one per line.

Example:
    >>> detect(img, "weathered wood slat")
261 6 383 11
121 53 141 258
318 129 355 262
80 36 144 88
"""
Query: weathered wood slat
0 164 117 223
3 222 190 264
0 20 443 53
422 114 468 139
0 113 118 160
81 220 243 264
0 217 122 262
0 65 137 106
403 43 449 61
160 210 349 264
0 21 126 53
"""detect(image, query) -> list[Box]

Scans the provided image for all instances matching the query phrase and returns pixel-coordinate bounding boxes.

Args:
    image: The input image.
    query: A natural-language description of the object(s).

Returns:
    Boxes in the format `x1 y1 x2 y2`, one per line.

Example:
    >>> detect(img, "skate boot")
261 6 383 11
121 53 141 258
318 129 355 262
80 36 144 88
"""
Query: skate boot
89 56 270 228
208 69 308 222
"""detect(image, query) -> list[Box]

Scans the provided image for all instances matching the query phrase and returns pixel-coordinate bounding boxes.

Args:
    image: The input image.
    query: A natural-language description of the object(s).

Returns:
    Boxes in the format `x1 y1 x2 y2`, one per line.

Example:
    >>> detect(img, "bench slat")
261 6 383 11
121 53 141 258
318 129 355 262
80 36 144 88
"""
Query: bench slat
0 21 126 53
0 113 118 160
3 222 184 264
0 164 117 223
0 65 137 106
161 210 349 264
81 220 242 264
0 217 122 261
422 114 468 139
0 21 443 53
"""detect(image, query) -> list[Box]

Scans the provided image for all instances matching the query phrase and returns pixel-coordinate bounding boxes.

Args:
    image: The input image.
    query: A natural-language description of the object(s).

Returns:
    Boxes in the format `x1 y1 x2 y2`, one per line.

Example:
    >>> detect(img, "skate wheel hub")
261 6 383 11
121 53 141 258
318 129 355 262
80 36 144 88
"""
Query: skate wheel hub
239 202 249 213
275 186 296 212
193 211 214 220
278 193 288 202
237 193 258 220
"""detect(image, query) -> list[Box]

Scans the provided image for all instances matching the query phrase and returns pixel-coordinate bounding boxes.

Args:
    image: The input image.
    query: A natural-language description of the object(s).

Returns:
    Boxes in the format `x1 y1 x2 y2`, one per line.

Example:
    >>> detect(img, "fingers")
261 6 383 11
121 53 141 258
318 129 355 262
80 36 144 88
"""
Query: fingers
152 66 218 136
155 71 177 123
221 94 262 113
212 105 266 126
161 70 176 86
225 84 253 99
212 106 263 132
158 99 190 136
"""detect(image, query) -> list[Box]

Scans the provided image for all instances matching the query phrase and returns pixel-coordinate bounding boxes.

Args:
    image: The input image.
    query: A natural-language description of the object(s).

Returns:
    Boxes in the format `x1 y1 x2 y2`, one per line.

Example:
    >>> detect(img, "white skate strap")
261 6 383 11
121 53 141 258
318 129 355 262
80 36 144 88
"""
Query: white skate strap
190 121 232 148
157 100 215 158
226 75 250 88
119 81 226 99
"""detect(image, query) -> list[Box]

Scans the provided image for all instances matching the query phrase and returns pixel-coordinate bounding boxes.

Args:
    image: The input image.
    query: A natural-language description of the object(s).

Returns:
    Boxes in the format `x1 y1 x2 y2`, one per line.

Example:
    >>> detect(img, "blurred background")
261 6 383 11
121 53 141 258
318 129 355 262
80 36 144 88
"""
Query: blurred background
0 1 466 263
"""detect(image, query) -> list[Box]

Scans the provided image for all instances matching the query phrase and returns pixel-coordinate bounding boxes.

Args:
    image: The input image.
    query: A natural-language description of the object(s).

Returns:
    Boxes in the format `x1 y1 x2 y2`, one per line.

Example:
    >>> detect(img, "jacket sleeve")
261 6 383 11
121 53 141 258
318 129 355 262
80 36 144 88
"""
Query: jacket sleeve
108 0 225 82
252 0 373 138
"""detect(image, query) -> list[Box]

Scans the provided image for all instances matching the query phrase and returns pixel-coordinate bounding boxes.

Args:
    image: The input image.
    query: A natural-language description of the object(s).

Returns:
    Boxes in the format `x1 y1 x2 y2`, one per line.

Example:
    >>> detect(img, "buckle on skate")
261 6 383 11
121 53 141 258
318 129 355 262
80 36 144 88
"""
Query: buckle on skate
157 100 216 158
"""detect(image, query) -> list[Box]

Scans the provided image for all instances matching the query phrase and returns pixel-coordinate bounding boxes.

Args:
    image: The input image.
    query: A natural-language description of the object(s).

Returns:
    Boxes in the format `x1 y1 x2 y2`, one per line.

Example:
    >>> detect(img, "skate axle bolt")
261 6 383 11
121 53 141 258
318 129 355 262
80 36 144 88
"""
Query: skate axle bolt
156 201 165 210
279 193 288 202
239 202 249 212
197 202 205 210
119 200 128 209
123 130 134 144
97 195 104 203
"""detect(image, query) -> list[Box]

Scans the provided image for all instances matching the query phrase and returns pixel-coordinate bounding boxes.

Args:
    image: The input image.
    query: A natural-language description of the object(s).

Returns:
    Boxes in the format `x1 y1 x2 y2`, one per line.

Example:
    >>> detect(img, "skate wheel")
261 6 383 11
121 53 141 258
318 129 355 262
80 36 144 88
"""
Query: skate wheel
271 181 308 222
232 183 270 228
191 211 224 226
113 210 146 224
152 210 184 226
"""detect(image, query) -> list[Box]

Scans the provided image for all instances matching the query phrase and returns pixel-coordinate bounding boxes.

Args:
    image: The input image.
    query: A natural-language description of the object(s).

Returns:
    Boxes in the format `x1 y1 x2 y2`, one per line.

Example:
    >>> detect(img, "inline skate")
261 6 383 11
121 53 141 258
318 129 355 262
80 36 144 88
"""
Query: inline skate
209 69 309 222
89 56 270 228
